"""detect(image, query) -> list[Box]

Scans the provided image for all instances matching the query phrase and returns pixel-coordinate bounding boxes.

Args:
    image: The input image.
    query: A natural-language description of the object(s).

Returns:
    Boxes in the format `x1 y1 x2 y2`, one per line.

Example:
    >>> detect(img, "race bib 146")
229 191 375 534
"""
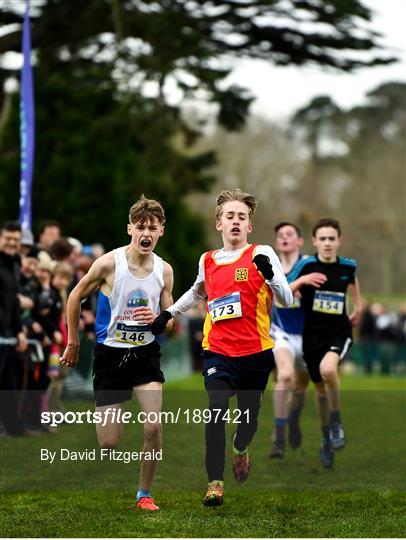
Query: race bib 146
114 323 153 346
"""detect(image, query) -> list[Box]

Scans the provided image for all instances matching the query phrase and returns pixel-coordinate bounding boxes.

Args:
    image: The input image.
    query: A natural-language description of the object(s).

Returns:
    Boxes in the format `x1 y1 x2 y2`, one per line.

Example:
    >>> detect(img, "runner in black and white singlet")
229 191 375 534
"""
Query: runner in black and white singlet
290 218 362 469
61 196 174 511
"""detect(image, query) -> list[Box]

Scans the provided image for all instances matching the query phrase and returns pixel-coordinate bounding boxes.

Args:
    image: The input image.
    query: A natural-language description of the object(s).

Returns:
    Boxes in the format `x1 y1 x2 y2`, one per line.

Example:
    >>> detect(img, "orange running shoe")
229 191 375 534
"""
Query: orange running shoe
136 497 159 511
202 480 224 506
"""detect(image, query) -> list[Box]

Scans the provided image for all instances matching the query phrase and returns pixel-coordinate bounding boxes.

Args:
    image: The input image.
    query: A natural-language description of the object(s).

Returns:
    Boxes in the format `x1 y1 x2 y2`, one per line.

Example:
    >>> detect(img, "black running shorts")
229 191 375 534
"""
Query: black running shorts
202 348 275 391
93 341 164 407
303 329 352 383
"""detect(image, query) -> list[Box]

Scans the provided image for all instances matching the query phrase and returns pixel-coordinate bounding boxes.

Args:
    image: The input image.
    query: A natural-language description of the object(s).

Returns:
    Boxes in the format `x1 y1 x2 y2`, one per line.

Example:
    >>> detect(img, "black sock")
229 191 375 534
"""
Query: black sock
288 407 301 423
322 425 330 442
329 410 341 425
205 378 234 482
288 393 305 422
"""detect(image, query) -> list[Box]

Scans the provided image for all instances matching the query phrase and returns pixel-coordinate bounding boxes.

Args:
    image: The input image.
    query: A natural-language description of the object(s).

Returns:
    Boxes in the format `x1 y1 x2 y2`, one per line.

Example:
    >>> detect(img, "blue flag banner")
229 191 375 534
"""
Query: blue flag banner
19 0 35 230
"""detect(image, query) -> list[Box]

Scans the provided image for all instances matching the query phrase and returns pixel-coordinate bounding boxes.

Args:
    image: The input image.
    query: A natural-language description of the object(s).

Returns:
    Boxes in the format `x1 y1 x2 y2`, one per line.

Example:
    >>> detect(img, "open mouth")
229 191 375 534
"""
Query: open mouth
140 239 152 248
231 228 240 233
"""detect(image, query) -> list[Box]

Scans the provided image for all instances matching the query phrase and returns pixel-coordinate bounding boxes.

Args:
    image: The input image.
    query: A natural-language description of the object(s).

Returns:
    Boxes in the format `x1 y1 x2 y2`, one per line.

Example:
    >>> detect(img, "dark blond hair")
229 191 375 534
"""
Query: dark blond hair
52 261 74 278
129 195 166 225
215 189 257 221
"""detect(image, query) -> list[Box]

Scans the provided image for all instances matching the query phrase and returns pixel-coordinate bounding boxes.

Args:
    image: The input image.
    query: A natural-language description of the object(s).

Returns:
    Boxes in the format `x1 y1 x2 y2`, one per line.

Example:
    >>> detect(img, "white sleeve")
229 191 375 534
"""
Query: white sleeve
167 254 206 316
253 245 293 307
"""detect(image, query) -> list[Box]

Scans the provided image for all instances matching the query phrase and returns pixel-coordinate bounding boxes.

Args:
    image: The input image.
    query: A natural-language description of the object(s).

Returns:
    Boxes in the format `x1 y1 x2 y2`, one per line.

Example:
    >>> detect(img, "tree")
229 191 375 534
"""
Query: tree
289 81 406 294
0 1 398 290
186 116 305 246
187 81 405 295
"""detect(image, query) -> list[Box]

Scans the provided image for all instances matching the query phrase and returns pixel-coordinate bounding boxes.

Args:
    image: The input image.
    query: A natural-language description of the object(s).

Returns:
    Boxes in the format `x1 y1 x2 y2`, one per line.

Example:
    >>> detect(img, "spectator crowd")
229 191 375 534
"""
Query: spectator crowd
0 220 102 437
1 219 405 438
357 301 406 373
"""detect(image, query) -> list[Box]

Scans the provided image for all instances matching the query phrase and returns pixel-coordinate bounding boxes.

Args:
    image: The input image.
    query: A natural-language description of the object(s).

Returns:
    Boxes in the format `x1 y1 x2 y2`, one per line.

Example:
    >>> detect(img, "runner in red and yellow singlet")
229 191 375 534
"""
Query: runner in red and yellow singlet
202 243 274 357
151 189 293 506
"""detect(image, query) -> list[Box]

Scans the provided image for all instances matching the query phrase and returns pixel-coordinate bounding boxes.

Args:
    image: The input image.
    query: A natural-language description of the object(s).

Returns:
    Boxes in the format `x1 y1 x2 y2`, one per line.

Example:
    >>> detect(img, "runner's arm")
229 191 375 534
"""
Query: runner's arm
150 256 206 335
348 277 362 326
167 254 206 316
254 246 293 307
289 272 327 294
159 262 175 330
60 254 113 367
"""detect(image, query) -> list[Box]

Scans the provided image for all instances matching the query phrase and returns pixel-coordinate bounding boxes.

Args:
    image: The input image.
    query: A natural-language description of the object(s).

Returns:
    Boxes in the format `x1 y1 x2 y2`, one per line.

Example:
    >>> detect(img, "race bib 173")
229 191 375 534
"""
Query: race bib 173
208 292 242 323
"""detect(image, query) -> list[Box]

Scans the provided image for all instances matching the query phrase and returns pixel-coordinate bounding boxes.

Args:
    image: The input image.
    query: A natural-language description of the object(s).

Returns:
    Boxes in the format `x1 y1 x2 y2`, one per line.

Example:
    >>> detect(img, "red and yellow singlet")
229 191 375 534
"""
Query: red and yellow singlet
202 244 274 357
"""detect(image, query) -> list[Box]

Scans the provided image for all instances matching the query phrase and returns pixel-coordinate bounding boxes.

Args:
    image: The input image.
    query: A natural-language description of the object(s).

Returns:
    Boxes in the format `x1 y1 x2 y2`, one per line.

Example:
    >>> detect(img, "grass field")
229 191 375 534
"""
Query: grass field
1 373 405 537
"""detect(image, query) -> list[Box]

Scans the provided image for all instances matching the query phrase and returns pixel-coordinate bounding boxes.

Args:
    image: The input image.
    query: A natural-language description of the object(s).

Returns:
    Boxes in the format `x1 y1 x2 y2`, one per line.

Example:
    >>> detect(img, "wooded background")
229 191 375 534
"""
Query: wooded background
0 0 404 295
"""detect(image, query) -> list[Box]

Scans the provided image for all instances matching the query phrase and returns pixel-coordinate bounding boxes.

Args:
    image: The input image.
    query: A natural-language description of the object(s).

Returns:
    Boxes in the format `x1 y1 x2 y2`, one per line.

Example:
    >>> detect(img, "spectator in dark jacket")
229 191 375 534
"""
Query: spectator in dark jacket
0 221 27 435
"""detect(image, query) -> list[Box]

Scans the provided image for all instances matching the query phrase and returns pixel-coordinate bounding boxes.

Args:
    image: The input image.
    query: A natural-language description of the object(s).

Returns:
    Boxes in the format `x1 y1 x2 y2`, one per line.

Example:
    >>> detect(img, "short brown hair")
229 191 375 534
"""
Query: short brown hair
215 189 257 221
129 195 166 225
275 222 302 237
50 238 73 260
312 218 341 237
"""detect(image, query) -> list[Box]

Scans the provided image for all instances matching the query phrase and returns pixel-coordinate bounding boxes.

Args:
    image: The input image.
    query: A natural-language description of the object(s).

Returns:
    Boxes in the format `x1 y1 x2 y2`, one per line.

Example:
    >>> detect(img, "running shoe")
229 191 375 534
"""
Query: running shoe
203 480 224 506
269 438 285 459
136 497 159 511
288 416 302 450
320 439 334 469
330 422 346 450
232 438 250 482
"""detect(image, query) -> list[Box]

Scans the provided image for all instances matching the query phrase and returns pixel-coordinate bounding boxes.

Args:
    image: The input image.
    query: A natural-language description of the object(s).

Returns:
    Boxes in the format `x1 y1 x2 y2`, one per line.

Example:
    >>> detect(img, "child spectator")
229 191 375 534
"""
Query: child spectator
46 262 74 414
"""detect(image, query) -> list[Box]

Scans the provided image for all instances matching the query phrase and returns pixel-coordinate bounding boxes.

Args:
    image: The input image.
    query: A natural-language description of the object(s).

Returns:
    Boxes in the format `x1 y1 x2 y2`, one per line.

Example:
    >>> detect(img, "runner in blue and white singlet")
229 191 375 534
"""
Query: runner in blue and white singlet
272 253 306 372
95 247 164 348
269 223 326 458
61 196 174 511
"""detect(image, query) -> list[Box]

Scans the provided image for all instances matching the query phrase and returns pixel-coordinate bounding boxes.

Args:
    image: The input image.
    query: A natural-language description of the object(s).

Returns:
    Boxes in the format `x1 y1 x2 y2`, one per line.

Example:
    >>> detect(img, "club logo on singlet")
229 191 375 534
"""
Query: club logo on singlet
113 288 153 345
235 268 248 281
127 289 148 308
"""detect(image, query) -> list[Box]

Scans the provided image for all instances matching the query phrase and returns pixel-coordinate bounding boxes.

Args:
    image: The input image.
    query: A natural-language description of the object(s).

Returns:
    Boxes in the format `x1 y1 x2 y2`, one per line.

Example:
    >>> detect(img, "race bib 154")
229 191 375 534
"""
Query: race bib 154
312 291 345 315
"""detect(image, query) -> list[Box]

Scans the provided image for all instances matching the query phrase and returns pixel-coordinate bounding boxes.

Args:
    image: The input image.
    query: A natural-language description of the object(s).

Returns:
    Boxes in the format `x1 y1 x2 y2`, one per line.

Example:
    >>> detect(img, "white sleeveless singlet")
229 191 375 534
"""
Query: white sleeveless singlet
95 247 164 348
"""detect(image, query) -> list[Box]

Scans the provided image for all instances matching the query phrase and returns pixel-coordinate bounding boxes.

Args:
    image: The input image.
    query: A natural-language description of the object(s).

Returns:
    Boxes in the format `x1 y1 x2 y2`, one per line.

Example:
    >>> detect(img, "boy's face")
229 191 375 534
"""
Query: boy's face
52 273 72 290
40 226 60 248
22 255 38 277
275 225 303 254
36 268 51 284
312 226 341 262
127 217 164 255
216 201 252 247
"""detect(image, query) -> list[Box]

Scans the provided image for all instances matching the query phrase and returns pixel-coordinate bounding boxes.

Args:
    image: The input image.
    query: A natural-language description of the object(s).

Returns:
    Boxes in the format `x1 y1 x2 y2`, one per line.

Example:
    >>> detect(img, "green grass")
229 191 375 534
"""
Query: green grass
0 374 405 537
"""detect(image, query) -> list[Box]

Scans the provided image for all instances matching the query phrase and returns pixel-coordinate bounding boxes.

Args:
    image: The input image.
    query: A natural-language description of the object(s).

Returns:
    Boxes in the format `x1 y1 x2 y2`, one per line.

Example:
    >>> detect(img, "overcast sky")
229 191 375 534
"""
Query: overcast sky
2 0 404 121
226 0 405 120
